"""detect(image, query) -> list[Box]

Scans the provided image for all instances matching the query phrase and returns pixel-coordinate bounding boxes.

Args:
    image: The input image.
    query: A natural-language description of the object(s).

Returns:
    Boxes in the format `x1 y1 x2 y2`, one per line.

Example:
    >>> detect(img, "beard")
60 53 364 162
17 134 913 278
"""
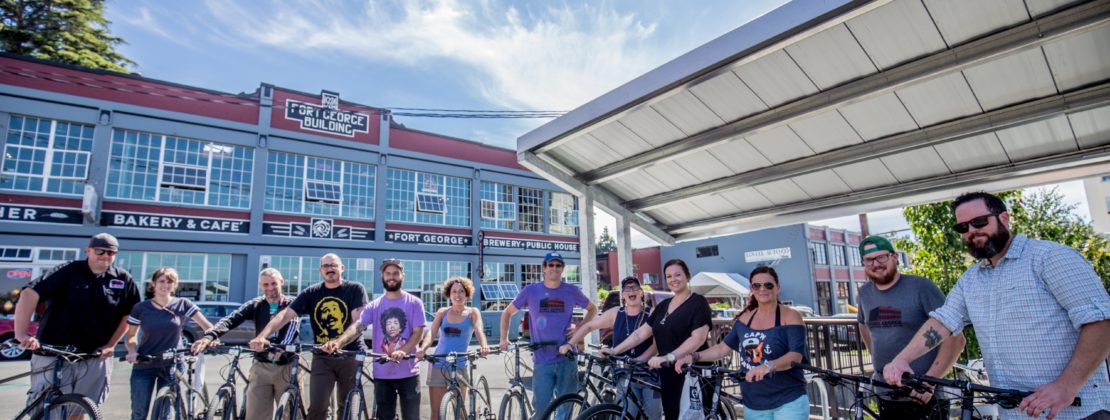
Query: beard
965 224 1011 260
866 268 896 286
383 280 402 292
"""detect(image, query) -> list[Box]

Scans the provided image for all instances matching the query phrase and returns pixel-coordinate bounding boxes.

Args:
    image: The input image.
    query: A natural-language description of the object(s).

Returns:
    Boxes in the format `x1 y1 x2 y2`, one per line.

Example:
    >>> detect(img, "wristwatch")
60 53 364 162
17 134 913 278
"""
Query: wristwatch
665 353 676 363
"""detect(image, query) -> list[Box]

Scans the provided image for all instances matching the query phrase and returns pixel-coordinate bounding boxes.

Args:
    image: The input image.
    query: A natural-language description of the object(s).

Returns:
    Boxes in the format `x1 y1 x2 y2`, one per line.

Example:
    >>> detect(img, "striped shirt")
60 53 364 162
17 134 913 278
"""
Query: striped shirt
931 234 1110 420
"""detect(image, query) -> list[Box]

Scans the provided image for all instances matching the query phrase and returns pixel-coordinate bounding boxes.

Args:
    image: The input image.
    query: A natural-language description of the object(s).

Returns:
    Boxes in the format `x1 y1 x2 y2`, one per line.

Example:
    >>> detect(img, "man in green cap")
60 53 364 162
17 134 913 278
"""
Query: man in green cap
856 236 964 419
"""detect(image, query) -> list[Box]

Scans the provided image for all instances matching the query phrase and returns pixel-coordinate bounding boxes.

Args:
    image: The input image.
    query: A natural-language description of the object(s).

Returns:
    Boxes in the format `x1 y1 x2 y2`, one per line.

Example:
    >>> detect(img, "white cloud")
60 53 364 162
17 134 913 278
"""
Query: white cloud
196 0 662 110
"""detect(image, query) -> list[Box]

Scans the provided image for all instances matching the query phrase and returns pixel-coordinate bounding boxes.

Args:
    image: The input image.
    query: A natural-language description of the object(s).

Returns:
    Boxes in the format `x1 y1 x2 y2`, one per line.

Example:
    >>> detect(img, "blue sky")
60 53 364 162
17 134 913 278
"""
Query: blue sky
104 0 1094 247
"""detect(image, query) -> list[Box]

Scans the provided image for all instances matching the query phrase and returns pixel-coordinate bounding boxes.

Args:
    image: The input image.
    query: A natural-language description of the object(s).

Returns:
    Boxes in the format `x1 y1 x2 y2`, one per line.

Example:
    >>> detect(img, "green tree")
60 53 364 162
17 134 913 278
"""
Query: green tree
596 226 617 252
1 0 134 72
898 189 1110 358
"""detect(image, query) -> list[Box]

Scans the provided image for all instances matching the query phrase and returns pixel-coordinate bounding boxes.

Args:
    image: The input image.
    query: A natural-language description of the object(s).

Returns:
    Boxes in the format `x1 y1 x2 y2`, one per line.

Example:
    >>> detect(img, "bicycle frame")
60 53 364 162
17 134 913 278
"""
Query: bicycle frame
427 350 499 420
208 346 253 420
17 345 102 419
605 355 659 420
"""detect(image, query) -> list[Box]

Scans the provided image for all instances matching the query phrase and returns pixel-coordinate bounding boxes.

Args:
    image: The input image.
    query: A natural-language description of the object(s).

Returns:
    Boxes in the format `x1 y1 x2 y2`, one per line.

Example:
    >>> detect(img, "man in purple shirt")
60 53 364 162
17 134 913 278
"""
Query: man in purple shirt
499 252 597 419
331 258 425 420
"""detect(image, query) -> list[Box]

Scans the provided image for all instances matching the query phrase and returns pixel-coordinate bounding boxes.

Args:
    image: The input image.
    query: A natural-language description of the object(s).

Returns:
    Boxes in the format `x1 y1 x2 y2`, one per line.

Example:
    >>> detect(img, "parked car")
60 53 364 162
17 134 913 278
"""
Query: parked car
185 301 254 346
0 317 37 360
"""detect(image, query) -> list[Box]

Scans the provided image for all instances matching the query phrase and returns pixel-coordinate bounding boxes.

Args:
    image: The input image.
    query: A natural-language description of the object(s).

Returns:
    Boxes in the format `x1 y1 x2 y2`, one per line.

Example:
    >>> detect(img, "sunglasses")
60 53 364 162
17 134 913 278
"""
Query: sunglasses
751 282 775 290
953 214 996 234
92 249 117 256
545 263 564 269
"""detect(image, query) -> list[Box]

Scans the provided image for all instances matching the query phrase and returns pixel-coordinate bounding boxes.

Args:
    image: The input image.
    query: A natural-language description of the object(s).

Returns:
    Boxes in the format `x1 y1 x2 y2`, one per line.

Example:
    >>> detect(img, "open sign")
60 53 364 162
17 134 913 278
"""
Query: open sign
5 269 32 280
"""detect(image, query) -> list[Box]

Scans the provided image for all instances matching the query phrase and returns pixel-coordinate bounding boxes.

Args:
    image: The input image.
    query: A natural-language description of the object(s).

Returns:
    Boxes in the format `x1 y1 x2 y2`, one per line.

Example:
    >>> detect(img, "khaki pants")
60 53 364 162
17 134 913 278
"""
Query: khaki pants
27 354 111 406
245 361 298 420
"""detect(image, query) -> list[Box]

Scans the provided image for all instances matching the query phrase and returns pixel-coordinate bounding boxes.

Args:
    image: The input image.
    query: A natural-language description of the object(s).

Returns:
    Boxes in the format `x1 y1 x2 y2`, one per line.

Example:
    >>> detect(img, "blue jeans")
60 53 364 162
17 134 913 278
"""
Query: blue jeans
626 381 663 420
130 366 173 420
744 394 810 420
531 358 578 420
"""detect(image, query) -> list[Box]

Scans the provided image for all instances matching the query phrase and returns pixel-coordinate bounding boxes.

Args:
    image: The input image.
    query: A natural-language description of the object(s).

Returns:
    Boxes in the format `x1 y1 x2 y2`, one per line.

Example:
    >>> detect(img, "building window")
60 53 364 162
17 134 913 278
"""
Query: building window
480 181 516 230
518 187 543 232
395 260 470 314
260 255 375 297
1 115 94 195
265 151 376 219
696 245 719 258
0 247 33 261
107 129 254 208
549 192 579 235
36 248 78 262
386 168 470 227
521 263 543 288
1102 175 1110 182
815 281 832 315
480 263 517 311
809 242 828 265
847 248 862 267
115 251 232 302
562 265 581 284
836 281 851 314
830 245 847 266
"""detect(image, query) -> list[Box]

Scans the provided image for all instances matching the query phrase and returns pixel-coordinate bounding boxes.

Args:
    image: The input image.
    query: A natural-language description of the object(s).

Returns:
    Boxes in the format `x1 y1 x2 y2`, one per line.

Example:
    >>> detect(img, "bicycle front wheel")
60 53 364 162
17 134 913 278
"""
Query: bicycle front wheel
274 390 304 420
206 386 236 420
440 389 464 420
539 393 586 420
341 388 369 420
150 388 178 420
497 391 527 420
474 375 494 419
42 394 102 420
576 403 630 420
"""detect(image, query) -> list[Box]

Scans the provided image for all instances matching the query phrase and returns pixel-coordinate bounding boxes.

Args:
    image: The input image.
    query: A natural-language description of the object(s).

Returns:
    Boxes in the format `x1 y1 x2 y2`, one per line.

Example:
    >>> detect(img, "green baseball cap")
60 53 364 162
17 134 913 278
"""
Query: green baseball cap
859 236 896 257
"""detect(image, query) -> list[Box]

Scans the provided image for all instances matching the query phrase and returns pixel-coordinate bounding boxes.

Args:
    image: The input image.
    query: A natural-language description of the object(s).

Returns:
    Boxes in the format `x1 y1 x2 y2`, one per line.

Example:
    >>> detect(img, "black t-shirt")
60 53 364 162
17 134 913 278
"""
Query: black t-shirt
648 293 712 355
27 260 141 353
289 281 368 351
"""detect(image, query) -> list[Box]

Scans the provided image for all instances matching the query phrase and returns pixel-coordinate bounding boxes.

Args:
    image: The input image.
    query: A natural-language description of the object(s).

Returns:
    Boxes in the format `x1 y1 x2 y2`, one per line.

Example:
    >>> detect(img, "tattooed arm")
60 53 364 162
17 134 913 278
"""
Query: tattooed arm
882 317 953 386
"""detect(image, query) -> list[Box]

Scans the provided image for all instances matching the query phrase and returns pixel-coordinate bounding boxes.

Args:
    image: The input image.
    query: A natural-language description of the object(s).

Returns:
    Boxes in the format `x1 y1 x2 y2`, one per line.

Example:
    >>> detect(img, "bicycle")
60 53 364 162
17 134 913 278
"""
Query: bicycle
203 345 255 420
134 348 210 420
424 349 500 420
10 343 102 420
540 346 618 420
902 371 1082 420
793 362 913 420
498 339 560 420
574 354 661 420
679 363 742 420
272 344 320 420
333 349 417 420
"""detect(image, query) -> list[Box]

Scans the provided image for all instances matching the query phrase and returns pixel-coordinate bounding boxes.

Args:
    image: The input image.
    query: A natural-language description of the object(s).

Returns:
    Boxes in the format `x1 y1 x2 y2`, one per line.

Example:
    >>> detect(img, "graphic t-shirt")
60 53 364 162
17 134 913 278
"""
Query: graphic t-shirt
857 274 946 377
359 292 426 379
127 297 199 368
723 317 807 410
289 281 368 352
511 281 589 364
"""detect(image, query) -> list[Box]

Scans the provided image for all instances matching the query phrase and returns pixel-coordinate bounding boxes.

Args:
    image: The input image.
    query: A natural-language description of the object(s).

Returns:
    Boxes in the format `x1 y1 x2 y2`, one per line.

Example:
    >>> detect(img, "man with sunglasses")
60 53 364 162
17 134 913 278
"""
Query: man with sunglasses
252 253 368 420
884 192 1110 420
14 233 141 408
856 236 963 419
499 251 597 419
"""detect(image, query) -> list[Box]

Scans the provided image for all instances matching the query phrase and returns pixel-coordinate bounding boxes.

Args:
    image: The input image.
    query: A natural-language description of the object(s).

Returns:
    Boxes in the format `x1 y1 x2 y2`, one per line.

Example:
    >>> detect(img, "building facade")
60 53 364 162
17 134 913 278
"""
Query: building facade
0 54 581 337
1082 175 1110 235
658 223 866 316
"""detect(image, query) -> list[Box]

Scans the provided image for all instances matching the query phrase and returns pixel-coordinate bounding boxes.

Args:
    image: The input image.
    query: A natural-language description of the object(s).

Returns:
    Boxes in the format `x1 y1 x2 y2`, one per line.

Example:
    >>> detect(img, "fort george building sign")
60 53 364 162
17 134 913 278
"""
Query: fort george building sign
284 91 371 137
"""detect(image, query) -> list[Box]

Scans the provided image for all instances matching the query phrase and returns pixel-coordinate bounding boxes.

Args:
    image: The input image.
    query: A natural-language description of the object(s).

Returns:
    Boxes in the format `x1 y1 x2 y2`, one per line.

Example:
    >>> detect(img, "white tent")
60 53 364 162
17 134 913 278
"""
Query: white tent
689 272 750 298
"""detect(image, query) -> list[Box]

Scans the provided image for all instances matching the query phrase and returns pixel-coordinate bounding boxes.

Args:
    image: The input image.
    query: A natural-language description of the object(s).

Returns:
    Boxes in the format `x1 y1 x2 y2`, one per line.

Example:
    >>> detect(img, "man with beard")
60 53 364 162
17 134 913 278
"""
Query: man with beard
252 253 368 420
856 236 963 419
330 258 425 420
194 268 300 420
884 192 1110 420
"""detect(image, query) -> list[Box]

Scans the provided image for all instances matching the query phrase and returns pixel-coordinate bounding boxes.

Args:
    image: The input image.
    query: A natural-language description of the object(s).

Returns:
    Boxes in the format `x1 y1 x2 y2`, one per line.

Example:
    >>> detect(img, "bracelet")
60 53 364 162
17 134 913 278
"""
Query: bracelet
692 352 701 362
763 360 776 376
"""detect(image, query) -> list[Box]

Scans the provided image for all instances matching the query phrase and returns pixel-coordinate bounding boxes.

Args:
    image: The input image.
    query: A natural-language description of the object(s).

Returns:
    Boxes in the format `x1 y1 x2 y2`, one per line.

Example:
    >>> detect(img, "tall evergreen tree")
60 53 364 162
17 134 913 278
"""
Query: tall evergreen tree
596 226 617 252
1 0 134 72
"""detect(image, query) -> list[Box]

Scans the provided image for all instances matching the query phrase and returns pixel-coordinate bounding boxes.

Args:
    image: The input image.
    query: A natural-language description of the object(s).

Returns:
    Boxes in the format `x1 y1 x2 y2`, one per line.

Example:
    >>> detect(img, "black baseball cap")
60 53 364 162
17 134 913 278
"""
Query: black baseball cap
88 233 119 251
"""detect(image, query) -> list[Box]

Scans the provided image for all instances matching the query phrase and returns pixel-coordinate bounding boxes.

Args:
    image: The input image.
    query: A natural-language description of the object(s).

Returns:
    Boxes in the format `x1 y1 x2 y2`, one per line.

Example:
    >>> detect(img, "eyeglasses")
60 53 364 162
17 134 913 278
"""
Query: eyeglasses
751 282 775 290
953 214 997 233
545 263 564 269
92 249 117 256
622 286 642 293
320 263 340 269
863 253 894 266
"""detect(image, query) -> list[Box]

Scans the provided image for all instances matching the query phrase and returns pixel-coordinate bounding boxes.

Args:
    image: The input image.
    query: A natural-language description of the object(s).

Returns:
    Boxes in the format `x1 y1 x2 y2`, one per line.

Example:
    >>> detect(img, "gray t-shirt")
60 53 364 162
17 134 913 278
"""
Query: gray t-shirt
127 297 198 369
857 274 946 376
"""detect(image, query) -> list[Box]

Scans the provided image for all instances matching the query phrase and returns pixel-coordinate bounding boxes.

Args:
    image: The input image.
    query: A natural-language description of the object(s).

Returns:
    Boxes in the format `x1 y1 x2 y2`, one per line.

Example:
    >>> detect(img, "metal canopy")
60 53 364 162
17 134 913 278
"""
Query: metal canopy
518 0 1110 242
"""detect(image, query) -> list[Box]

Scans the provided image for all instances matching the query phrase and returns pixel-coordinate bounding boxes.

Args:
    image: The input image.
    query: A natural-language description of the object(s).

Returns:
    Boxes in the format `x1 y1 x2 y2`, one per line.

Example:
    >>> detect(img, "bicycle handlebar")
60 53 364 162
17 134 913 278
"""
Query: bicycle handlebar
36 344 102 359
902 372 1081 408
682 363 748 382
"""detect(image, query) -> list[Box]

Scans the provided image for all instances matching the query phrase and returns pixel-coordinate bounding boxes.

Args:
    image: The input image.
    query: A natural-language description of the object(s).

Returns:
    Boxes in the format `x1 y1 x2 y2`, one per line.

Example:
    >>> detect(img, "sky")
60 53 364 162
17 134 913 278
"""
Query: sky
104 0 1096 248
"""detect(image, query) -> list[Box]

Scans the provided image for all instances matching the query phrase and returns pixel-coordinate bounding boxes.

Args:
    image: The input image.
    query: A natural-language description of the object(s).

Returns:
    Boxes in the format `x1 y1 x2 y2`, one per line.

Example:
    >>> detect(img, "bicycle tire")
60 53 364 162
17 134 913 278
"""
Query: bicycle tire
497 391 527 420
207 386 236 420
274 390 303 420
441 388 464 420
576 403 631 420
539 393 586 420
341 388 369 420
151 388 178 420
475 375 493 419
710 399 736 420
40 394 102 420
